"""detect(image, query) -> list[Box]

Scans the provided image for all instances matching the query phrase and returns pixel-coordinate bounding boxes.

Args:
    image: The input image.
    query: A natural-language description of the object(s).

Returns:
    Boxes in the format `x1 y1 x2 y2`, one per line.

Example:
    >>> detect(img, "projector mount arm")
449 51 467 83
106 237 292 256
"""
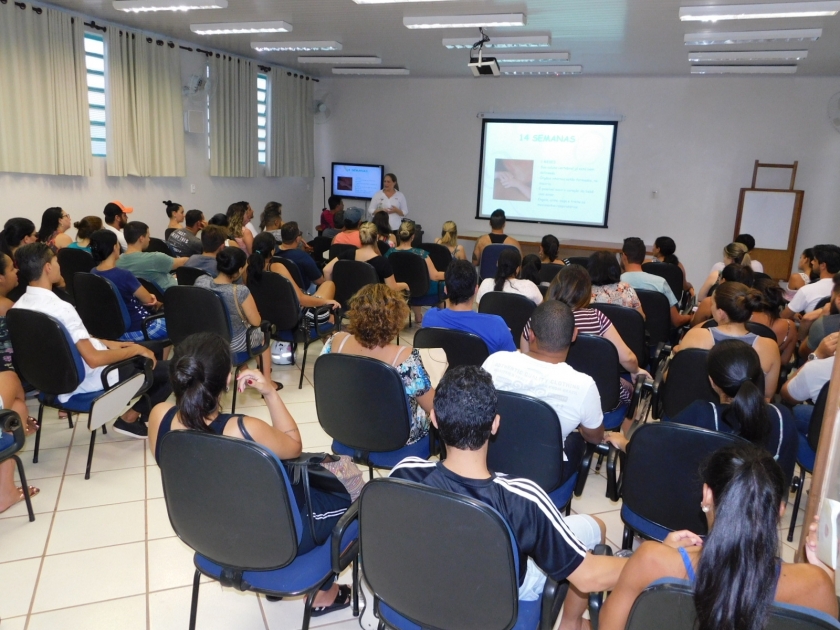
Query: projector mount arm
470 28 491 63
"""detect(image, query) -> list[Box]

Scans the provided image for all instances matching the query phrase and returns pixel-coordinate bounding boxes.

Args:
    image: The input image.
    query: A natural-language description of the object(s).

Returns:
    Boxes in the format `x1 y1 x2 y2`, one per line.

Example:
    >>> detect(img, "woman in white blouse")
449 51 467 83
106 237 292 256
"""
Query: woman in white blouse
368 173 407 232
476 247 543 306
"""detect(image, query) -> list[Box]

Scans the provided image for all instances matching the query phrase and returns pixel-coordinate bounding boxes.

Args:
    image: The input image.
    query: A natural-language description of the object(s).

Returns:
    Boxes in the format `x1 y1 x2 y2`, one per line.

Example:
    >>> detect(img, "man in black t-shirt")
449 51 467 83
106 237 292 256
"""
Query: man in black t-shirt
276 221 326 294
390 366 626 630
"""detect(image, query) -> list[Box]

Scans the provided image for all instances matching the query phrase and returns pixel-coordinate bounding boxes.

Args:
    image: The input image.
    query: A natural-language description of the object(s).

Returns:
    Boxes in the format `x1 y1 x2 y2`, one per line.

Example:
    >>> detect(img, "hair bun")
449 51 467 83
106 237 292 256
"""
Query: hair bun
73 220 82 229
173 356 204 389
163 200 171 206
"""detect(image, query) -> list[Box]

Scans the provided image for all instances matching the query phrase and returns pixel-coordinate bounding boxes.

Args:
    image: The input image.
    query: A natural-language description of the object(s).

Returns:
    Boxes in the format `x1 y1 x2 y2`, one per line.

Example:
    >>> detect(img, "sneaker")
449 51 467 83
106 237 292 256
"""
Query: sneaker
113 418 148 439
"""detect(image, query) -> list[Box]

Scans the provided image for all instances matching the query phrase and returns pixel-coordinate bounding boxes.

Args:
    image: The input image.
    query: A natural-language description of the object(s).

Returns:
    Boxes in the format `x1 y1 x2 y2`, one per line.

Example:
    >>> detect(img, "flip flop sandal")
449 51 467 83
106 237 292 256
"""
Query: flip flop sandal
0 486 39 514
311 584 352 617
25 416 39 436
272 381 284 391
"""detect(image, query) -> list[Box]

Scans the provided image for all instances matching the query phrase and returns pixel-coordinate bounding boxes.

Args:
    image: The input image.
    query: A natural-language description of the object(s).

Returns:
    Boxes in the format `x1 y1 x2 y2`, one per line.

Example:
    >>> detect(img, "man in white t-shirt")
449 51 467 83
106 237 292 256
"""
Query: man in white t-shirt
783 244 840 318
482 300 603 480
781 331 836 440
103 201 131 253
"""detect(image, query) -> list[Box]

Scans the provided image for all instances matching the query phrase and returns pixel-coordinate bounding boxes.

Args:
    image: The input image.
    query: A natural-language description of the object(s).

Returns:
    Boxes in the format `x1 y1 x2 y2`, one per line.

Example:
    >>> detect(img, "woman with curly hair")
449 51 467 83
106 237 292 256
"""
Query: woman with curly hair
320 283 434 446
226 201 254 255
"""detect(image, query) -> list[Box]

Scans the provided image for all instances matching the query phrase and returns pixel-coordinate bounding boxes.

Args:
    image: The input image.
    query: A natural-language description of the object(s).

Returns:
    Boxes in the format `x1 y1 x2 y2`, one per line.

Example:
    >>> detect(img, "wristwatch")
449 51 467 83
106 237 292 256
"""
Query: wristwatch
808 352 818 362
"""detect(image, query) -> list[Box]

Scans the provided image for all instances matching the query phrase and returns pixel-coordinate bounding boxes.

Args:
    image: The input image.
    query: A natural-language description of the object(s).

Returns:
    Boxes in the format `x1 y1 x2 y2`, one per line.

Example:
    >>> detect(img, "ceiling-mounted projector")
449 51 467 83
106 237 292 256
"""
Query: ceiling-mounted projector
468 28 499 77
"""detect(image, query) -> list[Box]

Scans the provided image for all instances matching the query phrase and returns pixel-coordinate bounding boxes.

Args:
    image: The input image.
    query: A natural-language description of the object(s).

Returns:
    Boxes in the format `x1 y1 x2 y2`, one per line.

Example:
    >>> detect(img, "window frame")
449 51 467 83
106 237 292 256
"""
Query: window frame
257 72 268 165
85 32 106 158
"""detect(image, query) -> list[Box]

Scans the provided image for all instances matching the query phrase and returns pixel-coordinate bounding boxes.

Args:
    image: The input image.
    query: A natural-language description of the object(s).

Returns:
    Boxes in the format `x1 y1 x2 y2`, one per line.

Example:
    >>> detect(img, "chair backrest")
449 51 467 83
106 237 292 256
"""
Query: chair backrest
623 423 745 536
815 296 831 310
376 240 391 256
592 303 648 368
388 251 430 298
538 262 564 284
73 272 130 340
565 333 620 412
329 243 357 262
174 266 209 286
137 277 165 302
488 391 565 493
413 327 490 370
701 319 777 341
565 256 590 267
642 262 684 302
808 382 831 452
147 237 174 256
479 244 518 282
360 478 520 630
56 248 94 300
416 242 453 272
636 289 673 348
158 430 302 570
314 353 413 452
247 271 301 332
309 235 332 260
270 256 306 290
661 349 717 419
163 286 231 345
7 308 84 395
333 260 379 310
478 292 536 351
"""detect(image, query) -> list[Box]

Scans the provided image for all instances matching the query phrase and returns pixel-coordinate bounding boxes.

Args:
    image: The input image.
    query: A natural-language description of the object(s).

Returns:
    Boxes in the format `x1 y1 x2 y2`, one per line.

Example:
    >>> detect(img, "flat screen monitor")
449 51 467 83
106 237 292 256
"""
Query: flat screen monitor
331 162 384 200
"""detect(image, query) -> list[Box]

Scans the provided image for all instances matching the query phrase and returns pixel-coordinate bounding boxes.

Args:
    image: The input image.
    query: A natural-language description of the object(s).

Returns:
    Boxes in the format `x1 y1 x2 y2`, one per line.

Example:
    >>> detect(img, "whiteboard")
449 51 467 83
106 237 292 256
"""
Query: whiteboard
739 191 796 250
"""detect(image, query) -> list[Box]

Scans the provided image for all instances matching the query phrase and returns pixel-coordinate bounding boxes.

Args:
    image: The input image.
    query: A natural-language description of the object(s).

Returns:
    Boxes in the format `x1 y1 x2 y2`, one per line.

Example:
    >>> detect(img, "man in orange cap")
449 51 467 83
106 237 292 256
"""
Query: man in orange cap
103 201 133 252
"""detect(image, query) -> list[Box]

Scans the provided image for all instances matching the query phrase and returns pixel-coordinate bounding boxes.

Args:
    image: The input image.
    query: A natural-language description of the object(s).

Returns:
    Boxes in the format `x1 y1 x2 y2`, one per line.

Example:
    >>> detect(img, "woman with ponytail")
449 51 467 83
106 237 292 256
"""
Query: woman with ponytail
67 216 102 253
678 282 781 398
148 332 353 616
538 234 561 265
599 444 837 630
476 247 542 306
653 236 693 296
163 201 184 240
435 221 466 260
752 277 798 364
38 207 72 252
385 219 444 323
699 242 753 299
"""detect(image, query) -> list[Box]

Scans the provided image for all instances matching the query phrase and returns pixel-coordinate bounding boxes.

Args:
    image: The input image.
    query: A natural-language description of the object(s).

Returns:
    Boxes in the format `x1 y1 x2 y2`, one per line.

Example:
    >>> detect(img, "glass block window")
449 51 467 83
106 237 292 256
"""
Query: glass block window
257 73 267 165
85 33 106 157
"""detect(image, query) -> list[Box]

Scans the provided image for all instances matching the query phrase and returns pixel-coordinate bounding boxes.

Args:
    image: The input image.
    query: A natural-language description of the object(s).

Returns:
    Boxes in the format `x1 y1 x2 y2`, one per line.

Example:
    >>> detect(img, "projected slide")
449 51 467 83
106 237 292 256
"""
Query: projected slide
476 120 618 227
332 163 383 200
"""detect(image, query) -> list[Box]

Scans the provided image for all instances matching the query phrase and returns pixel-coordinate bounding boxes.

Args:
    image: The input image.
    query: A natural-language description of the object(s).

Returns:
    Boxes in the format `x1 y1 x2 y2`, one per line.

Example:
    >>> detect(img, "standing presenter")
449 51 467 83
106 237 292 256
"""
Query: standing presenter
368 173 407 232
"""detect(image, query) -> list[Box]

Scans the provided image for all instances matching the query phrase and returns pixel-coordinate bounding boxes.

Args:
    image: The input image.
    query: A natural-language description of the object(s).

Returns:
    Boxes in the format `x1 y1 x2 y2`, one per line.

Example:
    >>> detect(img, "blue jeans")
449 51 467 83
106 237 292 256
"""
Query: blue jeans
793 404 814 439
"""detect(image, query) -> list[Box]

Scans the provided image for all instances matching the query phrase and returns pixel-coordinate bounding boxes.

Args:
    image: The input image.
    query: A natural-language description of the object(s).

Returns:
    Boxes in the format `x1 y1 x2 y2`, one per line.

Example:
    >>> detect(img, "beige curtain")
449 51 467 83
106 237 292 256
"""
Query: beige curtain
0 4 90 176
106 28 185 177
267 71 314 178
209 54 257 178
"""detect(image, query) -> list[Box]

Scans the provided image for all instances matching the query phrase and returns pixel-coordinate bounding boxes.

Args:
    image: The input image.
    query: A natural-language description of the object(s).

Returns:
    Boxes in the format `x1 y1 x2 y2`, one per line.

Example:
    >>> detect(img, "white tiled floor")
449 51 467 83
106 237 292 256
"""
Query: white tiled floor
1 327 810 629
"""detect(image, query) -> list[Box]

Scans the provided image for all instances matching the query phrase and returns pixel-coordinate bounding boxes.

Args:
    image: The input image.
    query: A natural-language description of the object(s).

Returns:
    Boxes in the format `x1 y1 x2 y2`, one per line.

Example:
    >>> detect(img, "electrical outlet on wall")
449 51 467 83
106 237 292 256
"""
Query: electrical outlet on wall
190 184 196 194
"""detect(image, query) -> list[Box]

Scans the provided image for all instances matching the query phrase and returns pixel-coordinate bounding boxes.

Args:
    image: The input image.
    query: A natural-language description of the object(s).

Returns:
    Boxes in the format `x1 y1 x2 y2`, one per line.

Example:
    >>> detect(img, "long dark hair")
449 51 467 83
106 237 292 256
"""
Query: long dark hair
541 234 560 262
246 232 277 282
588 251 621 286
753 277 786 318
695 444 784 630
494 248 521 291
654 236 679 266
216 246 247 278
713 282 764 324
169 333 232 431
0 218 36 257
37 207 63 243
547 264 591 309
89 229 118 264
707 340 769 444
520 254 541 285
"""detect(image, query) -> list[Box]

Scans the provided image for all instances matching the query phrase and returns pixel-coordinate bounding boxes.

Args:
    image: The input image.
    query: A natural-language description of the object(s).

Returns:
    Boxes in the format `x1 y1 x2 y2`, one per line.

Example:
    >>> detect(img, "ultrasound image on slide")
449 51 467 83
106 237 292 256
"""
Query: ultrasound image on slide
337 176 353 191
493 159 533 202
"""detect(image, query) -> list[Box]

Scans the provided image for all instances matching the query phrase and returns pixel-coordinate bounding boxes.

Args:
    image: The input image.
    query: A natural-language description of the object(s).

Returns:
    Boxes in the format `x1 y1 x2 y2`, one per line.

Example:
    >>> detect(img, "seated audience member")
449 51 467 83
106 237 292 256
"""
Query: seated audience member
277 222 329 294
147 333 352 616
0 252 20 371
321 284 433 447
260 202 283 243
483 300 604 479
386 219 443 322
698 242 752 300
195 246 279 389
751 277 797 365
589 250 644 317
0 370 39 514
207 213 237 248
320 196 340 232
390 365 626 630
0 218 38 262
331 206 364 248
786 247 816 299
476 248 542 306
691 262 755 327
13 243 172 438
539 234 562 265
323 209 344 241
163 201 184 240
38 207 72 252
103 201 131 252
678 282 781 399
372 210 396 248
734 233 764 272
322 198 344 239
435 221 467 260
422 259 516 354
799 273 840 359
184 225 227 278
652 236 693 295
226 202 255 255
89 230 167 342
598 444 837 630
782 332 837 440
621 237 691 328
782 244 840 318
519 254 542 286
117 221 188 291
471 209 522 266
67 216 102 253
167 209 205 257
324 222 408 293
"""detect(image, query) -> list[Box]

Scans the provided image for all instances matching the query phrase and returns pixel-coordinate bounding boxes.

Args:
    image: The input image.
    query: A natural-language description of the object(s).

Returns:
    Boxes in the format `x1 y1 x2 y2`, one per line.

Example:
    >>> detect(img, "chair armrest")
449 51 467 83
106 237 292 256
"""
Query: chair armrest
625 375 647 420
331 500 360 574
141 311 167 341
0 410 24 453
605 444 623 502
588 544 614 630
540 577 569 630
312 305 335 336
100 356 154 397
652 349 672 395
245 320 275 357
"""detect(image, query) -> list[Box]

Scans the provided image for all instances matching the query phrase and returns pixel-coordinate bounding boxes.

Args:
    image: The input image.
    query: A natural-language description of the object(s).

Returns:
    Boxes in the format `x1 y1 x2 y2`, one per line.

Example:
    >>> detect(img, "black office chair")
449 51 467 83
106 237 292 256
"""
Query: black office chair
753 271 772 282
164 228 176 241
354 478 567 630
247 271 333 389
564 256 590 267
413 327 490 371
174 266 209 286
56 248 94 301
478 292 536 350
377 241 391 256
636 288 675 362
158 430 359 630
332 260 379 325
479 244 518 282
269 256 306 290
163 286 271 412
329 243 357 262
592 303 648 369
137 277 165 302
147 237 174 256
388 251 441 326
701 318 777 341
652 348 717 421
538 262 564 285
0 410 35 521
642 262 685 305
308 235 332 264
416 242 452 272
814 296 831 310
314 353 430 478
489 391 577 514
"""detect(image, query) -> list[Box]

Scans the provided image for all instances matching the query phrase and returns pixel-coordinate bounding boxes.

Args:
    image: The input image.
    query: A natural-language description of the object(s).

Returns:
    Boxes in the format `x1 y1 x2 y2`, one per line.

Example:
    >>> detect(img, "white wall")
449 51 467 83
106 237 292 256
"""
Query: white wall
313 76 840 286
0 49 315 240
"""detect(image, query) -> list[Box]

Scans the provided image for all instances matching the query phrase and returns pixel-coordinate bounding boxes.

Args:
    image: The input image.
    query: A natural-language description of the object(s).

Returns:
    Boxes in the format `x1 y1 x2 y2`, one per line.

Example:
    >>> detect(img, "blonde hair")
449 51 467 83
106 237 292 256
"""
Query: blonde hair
724 242 751 267
397 220 416 244
439 221 458 247
359 222 379 246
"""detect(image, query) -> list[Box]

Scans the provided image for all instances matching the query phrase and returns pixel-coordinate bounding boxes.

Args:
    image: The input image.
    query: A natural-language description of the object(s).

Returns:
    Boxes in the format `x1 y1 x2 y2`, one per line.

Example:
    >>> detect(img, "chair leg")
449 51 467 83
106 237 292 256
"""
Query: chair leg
594 452 605 473
189 569 201 630
102 424 107 435
622 525 634 550
301 587 319 630
564 501 572 517
85 428 97 480
33 405 44 464
368 465 374 481
787 466 805 543
231 366 240 414
352 558 360 617
67 411 74 429
13 455 35 522
298 340 308 390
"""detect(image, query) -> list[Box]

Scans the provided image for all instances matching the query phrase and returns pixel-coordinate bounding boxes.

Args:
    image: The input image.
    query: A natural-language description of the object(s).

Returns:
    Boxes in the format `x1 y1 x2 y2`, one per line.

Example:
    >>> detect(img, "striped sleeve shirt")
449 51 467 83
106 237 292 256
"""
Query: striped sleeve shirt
524 307 613 342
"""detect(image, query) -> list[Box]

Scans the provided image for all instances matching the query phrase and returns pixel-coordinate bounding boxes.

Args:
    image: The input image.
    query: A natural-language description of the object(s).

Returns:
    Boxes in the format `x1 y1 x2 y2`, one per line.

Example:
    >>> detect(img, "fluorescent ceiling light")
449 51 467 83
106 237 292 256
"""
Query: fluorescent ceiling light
252 41 342 52
494 52 570 62
299 56 381 64
684 28 822 44
113 0 226 11
500 65 582 75
690 64 797 73
332 67 410 75
404 13 525 29
443 35 550 49
354 0 454 3
190 20 292 34
689 49 807 61
680 2 840 22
